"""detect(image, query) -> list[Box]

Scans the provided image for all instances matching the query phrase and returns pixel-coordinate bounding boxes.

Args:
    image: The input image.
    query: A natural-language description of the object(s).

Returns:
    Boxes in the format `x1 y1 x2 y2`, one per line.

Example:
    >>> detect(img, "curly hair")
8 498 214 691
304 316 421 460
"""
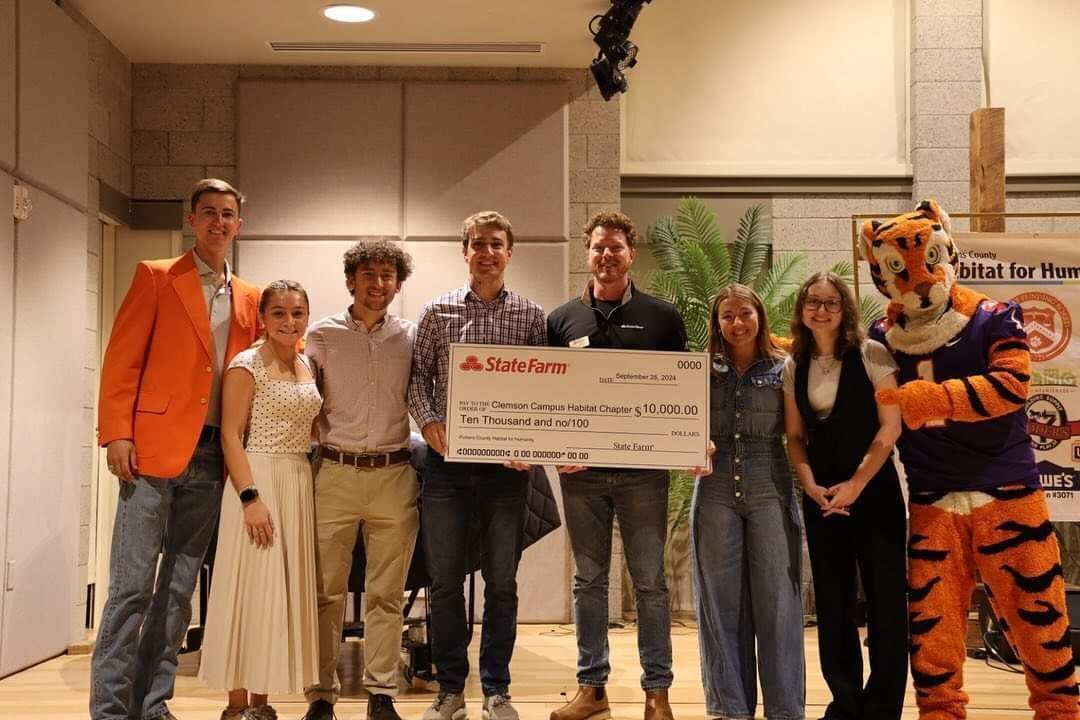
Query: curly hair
582 210 638 248
789 271 865 365
342 238 414 285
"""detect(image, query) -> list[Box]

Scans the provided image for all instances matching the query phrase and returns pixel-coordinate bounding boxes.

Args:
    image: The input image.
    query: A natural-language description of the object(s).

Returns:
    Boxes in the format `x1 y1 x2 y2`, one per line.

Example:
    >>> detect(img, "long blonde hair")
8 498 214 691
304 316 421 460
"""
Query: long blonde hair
708 284 786 369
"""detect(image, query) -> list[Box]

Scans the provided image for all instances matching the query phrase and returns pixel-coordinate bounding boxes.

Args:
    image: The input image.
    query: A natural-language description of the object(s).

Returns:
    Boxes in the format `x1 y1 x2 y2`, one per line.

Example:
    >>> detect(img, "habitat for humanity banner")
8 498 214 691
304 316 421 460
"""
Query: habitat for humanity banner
956 232 1080 520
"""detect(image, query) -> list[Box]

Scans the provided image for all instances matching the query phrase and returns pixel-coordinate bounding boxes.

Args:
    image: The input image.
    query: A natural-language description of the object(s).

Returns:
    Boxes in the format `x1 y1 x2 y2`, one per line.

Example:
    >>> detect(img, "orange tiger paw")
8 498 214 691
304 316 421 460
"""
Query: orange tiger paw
878 380 953 430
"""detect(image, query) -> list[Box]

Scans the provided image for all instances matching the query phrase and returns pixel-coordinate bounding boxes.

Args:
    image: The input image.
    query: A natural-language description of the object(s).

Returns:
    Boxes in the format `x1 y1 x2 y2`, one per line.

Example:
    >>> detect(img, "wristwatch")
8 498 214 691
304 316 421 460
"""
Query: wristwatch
239 486 259 505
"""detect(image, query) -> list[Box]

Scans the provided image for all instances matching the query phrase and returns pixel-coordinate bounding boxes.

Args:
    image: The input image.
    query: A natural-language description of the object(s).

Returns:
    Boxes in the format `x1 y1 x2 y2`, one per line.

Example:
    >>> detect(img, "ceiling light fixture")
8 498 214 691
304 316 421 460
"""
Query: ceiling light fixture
323 5 376 23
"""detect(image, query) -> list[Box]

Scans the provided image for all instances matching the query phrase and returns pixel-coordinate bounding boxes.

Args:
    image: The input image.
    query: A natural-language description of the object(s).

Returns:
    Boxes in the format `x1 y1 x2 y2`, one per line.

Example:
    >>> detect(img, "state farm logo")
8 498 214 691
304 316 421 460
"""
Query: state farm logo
459 355 483 372
458 354 569 375
1014 291 1071 362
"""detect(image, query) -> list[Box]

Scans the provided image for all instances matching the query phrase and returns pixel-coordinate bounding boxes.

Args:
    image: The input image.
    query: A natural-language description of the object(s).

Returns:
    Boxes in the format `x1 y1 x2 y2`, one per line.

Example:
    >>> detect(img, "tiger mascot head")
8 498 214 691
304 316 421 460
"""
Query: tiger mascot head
860 199 976 354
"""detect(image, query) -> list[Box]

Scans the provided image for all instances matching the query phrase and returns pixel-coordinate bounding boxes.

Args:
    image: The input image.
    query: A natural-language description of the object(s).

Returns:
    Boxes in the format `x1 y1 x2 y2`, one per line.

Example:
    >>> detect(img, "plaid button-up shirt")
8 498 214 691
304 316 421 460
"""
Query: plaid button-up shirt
407 284 546 428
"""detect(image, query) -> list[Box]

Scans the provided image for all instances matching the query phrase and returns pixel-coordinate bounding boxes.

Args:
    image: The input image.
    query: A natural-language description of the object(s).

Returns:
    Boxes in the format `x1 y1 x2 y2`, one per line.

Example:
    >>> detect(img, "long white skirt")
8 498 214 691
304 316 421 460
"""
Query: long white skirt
199 452 318 695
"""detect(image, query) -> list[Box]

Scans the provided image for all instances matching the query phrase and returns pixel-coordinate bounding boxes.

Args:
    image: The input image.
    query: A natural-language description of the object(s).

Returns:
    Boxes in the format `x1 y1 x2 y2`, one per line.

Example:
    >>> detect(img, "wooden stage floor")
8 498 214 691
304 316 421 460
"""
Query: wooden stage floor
0 624 1037 719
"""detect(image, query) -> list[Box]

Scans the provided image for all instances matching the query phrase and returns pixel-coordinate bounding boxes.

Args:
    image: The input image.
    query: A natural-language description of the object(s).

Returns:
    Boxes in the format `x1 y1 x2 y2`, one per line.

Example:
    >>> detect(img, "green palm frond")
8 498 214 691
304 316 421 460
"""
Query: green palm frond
733 204 770 284
766 286 800 336
860 295 885 328
667 470 696 531
685 315 709 353
649 269 687 308
754 252 804 302
648 217 681 271
701 235 733 289
830 259 855 283
676 239 721 309
676 196 725 247
676 197 730 285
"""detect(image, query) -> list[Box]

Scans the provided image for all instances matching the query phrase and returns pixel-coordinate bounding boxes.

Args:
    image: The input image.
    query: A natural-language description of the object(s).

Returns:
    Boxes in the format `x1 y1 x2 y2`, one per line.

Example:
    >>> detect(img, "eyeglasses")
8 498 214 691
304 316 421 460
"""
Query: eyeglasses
804 298 842 313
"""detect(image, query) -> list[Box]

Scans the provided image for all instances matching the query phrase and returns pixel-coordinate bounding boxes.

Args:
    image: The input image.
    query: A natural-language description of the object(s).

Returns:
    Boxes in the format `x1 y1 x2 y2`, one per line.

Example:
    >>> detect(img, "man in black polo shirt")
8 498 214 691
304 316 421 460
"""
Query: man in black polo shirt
547 211 686 720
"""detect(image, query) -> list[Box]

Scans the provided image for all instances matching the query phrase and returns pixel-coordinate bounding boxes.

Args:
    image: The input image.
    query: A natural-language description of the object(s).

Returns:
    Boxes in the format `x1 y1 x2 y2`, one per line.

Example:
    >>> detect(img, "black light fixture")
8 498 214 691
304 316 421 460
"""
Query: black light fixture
588 0 653 101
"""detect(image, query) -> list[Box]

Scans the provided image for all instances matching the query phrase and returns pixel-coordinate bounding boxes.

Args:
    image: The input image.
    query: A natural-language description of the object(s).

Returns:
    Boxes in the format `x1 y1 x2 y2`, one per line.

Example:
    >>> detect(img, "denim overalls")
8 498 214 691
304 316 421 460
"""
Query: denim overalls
690 355 806 720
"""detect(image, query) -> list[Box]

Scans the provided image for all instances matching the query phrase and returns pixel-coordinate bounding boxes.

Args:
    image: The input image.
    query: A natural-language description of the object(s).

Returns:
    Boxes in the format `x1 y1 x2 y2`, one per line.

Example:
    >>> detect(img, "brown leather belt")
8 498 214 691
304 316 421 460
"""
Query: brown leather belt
318 445 410 469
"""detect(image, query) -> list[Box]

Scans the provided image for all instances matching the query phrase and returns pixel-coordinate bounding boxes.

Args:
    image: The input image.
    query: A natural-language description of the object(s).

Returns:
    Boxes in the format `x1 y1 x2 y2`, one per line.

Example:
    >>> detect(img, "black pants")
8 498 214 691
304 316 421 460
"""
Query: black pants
803 479 908 720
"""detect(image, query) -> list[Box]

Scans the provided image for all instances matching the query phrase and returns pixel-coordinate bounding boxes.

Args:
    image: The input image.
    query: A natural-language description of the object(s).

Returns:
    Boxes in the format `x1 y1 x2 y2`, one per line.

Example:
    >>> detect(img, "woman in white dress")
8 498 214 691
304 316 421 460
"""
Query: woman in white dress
199 280 322 720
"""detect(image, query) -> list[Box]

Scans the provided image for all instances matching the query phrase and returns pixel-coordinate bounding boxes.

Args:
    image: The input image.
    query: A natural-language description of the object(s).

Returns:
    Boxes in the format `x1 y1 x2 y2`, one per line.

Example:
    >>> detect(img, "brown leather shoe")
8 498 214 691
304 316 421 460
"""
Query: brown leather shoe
550 686 610 720
644 689 674 720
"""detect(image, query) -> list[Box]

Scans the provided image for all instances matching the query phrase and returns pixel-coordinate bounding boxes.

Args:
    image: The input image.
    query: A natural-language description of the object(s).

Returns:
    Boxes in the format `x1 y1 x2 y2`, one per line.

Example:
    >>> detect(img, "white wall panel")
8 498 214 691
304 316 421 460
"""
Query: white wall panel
988 0 1080 174
0 186 84 676
17 0 88 206
624 0 909 176
237 81 402 236
0 171 14 664
399 240 568 322
0 0 14 172
236 238 400 327
236 238 568 326
404 83 568 239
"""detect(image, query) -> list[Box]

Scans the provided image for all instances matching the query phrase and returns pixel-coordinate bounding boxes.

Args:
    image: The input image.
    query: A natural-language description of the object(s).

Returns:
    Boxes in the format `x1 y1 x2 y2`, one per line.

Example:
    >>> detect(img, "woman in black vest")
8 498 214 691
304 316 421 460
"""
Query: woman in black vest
782 272 908 720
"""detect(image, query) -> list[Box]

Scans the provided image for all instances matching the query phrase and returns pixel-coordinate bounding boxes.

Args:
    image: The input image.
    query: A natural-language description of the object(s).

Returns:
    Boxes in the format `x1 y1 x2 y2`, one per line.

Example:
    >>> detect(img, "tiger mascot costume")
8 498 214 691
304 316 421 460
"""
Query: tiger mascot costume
861 199 1079 719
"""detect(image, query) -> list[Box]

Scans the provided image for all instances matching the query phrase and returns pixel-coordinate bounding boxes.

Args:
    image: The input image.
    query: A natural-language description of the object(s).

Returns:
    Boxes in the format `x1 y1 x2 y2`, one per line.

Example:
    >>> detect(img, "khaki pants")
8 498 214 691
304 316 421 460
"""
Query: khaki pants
304 459 419 702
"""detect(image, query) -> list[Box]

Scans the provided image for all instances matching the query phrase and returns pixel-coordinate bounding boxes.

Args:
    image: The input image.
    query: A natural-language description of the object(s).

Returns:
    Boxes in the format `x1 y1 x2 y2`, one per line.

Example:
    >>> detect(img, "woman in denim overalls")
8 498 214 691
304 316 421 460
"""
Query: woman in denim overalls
691 284 805 720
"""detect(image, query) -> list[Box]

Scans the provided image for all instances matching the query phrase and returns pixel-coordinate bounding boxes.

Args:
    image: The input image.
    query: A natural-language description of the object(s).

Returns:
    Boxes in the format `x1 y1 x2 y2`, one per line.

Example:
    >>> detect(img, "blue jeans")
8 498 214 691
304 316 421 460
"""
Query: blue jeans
421 451 527 696
560 468 673 691
691 469 805 720
90 438 224 720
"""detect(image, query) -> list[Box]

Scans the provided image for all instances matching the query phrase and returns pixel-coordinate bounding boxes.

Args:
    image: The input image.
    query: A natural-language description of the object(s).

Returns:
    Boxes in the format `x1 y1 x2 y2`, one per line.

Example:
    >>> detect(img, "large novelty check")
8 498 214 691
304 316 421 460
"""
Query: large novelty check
445 344 710 469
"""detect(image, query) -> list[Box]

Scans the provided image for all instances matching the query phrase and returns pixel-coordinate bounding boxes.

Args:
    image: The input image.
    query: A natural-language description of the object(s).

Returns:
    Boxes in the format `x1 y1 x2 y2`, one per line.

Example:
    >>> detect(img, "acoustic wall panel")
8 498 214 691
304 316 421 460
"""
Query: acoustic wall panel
0 0 14 172
235 238 402 327
17 0 88 206
398 240 568 323
1 186 84 676
238 81 403 236
404 83 568 240
236 238 568 328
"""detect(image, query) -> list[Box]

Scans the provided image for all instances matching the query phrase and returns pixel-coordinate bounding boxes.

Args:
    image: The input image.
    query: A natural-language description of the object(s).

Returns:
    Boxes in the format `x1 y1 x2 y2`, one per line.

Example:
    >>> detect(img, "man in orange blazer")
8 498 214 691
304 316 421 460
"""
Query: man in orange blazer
91 179 261 720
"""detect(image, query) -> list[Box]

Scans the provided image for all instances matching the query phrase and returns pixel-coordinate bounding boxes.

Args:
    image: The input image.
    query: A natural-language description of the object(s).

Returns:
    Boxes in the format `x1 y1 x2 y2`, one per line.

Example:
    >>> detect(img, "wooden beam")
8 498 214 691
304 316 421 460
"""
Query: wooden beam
970 108 1006 232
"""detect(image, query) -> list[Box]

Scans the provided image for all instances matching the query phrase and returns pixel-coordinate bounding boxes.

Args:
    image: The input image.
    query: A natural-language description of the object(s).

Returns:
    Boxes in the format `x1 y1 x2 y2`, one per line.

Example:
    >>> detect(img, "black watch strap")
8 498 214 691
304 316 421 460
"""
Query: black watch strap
239 486 259 504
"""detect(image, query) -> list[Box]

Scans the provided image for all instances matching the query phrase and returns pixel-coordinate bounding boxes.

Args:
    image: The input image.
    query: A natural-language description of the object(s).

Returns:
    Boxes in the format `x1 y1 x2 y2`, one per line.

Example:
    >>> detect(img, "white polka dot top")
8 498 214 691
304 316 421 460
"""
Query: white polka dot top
228 347 323 454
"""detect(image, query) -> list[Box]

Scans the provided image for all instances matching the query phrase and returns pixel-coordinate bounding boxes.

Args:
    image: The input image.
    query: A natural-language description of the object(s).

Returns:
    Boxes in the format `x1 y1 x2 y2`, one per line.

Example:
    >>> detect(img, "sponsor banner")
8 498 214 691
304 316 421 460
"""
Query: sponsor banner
957 232 1080 519
445 344 710 469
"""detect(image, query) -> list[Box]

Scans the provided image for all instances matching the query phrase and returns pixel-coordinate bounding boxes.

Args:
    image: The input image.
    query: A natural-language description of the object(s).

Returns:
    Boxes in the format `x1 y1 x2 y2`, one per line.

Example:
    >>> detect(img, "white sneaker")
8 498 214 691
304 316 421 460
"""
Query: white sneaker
422 691 467 720
482 694 518 720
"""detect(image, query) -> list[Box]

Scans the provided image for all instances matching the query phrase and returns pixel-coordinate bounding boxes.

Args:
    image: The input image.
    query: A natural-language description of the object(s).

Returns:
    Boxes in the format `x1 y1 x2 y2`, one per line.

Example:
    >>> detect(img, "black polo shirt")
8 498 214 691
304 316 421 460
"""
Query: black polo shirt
547 280 687 352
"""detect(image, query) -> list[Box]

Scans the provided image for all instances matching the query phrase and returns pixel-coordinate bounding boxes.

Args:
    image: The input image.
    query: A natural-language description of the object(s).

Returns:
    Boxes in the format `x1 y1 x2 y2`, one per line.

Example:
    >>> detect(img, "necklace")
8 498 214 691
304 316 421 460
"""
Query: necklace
813 354 840 375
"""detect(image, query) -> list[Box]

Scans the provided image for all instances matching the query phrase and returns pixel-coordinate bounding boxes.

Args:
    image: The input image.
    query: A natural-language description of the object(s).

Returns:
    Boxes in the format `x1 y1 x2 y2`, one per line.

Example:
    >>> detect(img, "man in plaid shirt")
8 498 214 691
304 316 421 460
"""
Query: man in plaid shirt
408 210 546 720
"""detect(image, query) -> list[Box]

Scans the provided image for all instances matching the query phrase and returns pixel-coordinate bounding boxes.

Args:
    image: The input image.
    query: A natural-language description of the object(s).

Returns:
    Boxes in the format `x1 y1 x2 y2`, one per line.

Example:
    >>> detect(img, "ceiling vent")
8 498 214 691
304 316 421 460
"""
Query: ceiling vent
268 41 544 54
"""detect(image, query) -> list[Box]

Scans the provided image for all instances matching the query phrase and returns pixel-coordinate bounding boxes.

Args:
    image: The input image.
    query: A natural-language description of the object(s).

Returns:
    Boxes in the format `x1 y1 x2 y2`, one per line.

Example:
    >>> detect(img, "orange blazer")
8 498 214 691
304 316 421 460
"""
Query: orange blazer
97 251 261 478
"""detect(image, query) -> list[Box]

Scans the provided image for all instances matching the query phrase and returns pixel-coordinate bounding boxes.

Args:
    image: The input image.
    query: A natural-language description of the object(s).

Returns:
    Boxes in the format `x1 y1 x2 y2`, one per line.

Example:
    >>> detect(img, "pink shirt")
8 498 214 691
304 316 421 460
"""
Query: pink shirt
305 309 416 453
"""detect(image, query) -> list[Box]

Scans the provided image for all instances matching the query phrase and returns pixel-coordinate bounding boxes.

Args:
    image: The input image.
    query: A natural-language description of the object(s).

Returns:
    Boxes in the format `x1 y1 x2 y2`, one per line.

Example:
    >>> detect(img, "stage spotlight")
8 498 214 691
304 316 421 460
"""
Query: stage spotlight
588 0 652 101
